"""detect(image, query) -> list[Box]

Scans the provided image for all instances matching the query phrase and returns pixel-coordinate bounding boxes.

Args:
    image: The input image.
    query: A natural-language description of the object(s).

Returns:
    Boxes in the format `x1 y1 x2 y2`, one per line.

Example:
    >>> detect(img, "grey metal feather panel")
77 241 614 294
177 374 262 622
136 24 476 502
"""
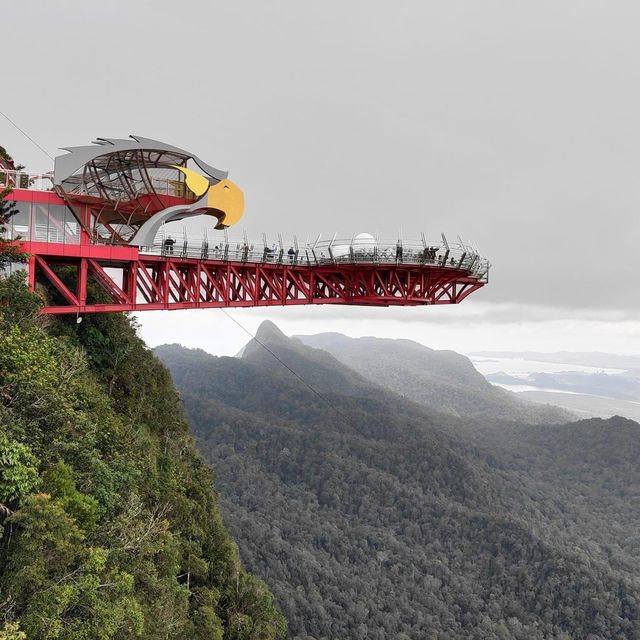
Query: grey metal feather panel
128 195 211 247
54 135 228 185
131 136 228 181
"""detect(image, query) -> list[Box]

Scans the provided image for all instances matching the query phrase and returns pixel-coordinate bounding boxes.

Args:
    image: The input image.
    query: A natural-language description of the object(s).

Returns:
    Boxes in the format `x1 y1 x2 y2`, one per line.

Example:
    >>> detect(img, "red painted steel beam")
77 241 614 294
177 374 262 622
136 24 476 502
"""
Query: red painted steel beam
27 254 484 316
15 239 486 314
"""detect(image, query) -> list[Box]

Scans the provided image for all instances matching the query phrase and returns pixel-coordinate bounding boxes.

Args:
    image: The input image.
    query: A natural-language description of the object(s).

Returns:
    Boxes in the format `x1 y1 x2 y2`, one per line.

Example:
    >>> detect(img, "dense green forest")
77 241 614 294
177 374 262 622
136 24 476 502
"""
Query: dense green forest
157 323 640 640
0 271 286 639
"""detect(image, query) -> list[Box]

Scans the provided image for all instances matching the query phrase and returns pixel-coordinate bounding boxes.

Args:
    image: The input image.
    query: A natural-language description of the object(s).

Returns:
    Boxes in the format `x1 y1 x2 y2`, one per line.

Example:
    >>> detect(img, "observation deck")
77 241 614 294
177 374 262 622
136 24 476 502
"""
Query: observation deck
1 139 490 316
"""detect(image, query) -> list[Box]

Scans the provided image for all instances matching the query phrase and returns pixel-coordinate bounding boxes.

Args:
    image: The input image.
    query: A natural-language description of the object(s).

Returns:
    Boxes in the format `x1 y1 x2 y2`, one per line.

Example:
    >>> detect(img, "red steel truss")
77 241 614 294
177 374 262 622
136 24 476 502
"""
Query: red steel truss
5 189 486 315
21 241 485 315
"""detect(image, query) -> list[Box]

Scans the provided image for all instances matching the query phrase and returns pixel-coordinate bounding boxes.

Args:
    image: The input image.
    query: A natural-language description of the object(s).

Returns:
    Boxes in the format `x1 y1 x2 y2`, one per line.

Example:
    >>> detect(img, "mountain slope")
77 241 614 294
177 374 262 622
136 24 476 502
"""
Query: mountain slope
479 415 640 543
0 275 286 640
242 321 375 397
156 324 640 640
296 332 571 423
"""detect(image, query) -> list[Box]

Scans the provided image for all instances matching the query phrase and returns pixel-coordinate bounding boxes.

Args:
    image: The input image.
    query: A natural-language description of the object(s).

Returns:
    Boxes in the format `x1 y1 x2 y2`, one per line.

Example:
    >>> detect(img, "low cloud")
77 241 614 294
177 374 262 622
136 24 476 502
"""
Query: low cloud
237 301 636 327
136 302 640 359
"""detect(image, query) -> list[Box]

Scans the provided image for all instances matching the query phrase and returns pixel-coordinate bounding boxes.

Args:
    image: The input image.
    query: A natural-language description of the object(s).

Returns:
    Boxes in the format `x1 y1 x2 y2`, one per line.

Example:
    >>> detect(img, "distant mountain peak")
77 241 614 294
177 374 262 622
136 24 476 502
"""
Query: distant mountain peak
238 321 377 397
255 319 289 343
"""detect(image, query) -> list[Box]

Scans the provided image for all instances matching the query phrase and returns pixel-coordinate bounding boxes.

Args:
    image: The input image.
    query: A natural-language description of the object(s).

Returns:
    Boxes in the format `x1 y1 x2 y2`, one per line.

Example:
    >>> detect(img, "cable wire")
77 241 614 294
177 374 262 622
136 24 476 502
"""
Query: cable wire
219 309 356 427
0 110 55 161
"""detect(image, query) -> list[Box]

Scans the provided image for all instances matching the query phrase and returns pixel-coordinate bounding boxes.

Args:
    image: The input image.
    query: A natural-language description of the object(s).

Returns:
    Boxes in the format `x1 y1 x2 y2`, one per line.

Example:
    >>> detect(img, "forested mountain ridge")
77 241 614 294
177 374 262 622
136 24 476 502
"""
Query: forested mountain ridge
0 274 286 640
466 413 640 548
157 324 640 640
296 331 572 424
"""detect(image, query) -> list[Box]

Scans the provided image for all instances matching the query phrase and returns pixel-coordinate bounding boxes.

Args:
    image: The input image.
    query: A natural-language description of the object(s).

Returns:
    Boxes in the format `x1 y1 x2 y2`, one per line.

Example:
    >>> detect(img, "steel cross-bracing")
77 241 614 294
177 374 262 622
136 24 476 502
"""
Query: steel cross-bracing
23 242 485 315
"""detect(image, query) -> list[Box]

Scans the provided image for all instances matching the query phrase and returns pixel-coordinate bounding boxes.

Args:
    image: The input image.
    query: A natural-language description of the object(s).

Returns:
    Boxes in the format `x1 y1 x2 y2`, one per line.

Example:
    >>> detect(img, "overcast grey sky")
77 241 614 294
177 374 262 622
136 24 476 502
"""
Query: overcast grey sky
3 1 639 354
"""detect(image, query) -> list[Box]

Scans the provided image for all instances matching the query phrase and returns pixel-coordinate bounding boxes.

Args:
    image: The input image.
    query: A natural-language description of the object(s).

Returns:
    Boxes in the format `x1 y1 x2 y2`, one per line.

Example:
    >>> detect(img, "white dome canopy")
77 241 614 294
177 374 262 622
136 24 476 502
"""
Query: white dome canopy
352 232 376 248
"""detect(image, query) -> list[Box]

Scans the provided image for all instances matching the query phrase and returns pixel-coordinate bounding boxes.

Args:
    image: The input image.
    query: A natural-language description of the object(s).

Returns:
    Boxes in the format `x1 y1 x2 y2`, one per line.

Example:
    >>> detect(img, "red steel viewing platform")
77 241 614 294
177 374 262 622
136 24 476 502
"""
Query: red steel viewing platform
1 137 489 315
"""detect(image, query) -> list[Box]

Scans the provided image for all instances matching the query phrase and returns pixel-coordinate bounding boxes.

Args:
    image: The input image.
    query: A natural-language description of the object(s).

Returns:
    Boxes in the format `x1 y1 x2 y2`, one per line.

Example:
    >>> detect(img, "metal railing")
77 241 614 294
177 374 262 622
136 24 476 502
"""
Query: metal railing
142 231 490 281
0 170 54 191
148 178 197 199
1 175 490 281
69 178 198 200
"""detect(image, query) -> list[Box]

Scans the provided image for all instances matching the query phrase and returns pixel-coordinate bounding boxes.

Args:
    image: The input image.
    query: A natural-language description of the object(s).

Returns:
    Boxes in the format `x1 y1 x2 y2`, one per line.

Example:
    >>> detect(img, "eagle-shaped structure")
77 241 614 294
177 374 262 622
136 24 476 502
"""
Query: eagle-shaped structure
54 135 244 246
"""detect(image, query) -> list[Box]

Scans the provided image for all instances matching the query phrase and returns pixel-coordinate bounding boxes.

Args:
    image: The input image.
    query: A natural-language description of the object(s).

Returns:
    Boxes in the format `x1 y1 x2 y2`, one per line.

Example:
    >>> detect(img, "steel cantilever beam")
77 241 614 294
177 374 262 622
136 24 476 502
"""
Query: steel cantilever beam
23 242 485 315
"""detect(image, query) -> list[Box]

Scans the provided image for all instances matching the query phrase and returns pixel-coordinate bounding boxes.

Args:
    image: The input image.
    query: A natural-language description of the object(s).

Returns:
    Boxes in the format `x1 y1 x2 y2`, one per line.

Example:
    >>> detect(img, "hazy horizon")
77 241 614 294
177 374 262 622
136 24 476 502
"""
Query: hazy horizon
142 311 639 361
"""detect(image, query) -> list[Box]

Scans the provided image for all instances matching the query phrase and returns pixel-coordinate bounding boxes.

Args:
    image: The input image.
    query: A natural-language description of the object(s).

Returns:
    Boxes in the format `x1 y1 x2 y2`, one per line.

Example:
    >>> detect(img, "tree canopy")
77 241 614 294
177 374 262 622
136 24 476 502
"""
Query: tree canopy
157 332 640 640
0 275 286 640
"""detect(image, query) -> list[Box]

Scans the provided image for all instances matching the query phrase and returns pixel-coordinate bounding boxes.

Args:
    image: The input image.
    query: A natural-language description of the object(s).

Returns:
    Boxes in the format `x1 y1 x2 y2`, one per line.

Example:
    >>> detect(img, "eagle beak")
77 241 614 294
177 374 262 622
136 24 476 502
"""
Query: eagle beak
207 179 245 229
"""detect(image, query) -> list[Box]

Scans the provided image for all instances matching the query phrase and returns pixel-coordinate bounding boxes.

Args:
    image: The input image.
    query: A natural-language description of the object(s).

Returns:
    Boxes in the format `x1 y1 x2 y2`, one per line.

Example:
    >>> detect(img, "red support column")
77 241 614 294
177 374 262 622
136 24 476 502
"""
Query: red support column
28 256 36 290
78 258 88 306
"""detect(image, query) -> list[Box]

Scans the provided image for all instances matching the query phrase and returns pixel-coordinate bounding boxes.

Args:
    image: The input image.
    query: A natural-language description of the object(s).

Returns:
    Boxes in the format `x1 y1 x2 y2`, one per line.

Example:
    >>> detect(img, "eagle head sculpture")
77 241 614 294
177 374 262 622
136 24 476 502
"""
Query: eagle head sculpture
53 135 245 246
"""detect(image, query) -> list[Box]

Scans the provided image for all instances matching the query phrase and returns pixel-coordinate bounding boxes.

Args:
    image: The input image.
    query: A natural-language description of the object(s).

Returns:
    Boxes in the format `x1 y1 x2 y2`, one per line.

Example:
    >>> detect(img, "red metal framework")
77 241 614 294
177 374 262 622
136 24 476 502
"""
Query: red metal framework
5 190 486 315
22 241 484 314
